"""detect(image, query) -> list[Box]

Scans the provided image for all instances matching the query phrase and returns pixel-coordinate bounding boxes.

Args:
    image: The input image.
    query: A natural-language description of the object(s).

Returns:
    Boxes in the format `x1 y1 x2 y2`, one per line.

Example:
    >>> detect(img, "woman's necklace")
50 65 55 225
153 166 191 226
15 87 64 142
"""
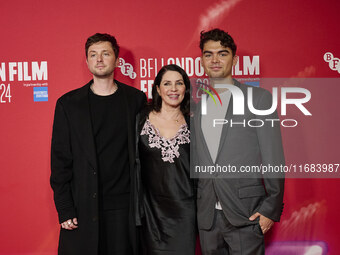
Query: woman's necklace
157 111 181 123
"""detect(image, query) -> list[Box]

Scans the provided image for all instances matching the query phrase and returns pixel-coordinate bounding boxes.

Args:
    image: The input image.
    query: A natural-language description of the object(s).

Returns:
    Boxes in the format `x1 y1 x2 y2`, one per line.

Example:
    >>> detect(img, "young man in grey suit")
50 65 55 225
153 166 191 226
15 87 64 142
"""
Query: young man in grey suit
50 33 146 255
194 28 285 254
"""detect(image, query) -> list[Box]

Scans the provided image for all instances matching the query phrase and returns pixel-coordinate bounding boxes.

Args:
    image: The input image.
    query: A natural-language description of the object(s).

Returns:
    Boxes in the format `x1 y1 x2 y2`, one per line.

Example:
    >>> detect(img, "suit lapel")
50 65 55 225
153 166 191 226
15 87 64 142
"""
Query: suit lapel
70 81 98 169
195 100 215 165
215 93 233 162
215 79 241 162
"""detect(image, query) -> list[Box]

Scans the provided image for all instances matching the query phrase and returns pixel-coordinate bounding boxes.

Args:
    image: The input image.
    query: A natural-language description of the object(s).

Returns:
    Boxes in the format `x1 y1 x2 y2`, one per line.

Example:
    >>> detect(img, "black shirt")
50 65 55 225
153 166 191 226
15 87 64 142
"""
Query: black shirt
89 85 130 210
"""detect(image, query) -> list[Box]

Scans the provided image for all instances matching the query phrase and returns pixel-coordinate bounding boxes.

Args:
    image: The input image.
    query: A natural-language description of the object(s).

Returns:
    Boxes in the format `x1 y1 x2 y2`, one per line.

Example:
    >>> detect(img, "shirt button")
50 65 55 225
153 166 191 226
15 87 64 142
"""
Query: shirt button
93 193 97 198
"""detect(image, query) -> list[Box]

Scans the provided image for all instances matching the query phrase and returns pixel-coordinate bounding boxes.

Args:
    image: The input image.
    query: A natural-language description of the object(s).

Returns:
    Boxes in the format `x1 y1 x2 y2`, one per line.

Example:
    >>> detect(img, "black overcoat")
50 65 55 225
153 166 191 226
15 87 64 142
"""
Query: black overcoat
50 80 146 255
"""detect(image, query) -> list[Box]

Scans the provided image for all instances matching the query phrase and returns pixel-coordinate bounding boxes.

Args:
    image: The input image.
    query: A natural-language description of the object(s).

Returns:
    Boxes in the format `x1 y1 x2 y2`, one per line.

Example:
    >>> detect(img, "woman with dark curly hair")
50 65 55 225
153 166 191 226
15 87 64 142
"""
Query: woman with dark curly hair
136 64 196 255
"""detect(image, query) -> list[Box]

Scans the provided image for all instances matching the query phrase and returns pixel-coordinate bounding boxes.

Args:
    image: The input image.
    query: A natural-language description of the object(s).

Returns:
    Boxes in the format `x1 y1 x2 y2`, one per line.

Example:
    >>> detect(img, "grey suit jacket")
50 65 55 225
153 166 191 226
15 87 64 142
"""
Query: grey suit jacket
193 80 285 230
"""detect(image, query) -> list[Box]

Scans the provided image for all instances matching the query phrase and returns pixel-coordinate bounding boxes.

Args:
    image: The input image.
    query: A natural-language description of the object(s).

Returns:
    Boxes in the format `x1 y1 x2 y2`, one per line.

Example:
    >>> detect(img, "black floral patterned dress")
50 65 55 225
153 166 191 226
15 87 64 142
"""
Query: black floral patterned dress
139 118 196 255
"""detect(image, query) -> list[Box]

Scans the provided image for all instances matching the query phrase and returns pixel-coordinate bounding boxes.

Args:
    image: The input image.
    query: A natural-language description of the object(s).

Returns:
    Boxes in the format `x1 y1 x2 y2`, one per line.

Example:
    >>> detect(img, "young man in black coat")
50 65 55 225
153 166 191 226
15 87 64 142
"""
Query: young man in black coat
50 33 146 255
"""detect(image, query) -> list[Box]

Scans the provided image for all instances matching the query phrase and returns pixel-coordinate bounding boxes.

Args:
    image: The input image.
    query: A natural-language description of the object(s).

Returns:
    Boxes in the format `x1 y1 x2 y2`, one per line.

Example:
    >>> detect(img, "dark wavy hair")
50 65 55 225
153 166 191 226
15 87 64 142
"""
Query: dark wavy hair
199 28 237 56
150 64 190 116
85 33 120 58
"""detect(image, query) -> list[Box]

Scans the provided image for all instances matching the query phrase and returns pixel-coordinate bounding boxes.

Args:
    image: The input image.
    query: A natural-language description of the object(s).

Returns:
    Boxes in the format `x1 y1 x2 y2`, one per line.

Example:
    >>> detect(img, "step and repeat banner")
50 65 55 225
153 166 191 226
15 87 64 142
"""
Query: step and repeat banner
1 0 339 254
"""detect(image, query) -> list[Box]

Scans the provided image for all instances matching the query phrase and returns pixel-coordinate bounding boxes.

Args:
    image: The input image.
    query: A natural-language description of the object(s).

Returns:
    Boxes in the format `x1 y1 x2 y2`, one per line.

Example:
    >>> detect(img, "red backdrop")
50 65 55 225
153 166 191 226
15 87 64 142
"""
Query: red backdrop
1 0 339 254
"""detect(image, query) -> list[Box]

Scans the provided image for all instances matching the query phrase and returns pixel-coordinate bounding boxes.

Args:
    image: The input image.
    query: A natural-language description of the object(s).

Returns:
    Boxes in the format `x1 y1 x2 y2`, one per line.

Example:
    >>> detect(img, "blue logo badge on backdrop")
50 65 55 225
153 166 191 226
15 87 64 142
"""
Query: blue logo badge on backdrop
244 81 260 87
33 87 48 102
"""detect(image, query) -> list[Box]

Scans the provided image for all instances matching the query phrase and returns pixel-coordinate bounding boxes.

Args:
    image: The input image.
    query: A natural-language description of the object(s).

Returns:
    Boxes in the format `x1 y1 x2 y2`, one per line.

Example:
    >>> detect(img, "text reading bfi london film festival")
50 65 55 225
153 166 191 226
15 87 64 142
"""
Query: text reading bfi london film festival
138 55 260 98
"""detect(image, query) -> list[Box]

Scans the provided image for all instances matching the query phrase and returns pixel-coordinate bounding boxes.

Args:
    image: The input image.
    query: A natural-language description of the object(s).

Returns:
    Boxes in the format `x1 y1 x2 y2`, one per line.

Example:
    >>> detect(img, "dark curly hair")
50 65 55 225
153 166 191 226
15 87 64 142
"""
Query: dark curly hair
199 28 237 56
150 64 190 116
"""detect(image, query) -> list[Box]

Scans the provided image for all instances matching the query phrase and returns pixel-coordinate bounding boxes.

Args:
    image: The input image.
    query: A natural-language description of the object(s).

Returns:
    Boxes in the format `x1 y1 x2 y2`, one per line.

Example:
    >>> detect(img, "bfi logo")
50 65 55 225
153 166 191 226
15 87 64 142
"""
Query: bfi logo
118 58 137 79
324 52 340 74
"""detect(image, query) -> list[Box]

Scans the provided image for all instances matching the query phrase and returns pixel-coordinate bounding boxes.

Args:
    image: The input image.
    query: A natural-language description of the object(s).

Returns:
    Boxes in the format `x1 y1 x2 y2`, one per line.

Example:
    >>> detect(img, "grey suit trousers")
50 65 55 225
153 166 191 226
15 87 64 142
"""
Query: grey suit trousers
199 210 264 255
